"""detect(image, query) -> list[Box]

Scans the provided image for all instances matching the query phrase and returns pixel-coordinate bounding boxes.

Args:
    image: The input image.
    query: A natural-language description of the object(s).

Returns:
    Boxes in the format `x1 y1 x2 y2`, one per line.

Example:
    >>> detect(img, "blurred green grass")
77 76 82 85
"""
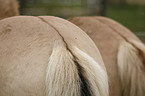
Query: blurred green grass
107 3 145 32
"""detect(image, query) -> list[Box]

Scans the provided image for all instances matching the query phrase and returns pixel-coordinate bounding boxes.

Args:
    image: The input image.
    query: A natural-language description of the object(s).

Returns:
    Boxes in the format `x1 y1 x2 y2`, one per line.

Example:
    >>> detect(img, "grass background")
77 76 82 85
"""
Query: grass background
107 3 145 32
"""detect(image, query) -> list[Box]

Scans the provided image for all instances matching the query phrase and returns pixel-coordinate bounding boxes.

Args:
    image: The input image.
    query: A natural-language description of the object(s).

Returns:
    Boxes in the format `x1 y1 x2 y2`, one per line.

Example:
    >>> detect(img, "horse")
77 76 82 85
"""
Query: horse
0 16 109 96
69 16 145 96
0 0 19 20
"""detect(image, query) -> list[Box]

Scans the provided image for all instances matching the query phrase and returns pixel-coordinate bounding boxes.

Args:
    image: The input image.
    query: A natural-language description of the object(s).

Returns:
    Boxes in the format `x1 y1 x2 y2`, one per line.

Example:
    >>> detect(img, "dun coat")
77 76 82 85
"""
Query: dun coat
69 16 145 96
0 16 109 96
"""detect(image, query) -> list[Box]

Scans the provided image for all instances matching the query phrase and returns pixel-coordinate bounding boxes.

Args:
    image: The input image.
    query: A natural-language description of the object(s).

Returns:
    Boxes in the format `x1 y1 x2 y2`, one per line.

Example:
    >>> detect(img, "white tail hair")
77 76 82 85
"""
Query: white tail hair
117 40 145 96
46 45 81 96
46 44 109 96
73 47 109 96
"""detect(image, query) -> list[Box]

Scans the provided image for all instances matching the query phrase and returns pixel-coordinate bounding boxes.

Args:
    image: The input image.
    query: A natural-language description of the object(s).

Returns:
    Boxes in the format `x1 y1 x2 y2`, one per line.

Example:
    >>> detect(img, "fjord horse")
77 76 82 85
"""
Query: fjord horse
0 0 19 20
0 16 109 96
69 16 145 96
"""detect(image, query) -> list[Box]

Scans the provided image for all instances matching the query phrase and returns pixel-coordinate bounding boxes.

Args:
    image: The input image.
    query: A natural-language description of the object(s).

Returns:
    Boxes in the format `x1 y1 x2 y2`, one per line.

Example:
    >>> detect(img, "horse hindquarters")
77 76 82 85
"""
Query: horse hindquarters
96 17 145 96
41 16 109 96
0 16 109 96
68 16 145 96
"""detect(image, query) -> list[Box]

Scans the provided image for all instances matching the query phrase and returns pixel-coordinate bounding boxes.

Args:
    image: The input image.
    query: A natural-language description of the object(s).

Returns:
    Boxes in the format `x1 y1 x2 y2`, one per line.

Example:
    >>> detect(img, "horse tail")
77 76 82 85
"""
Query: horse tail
46 44 109 96
72 47 109 96
117 40 145 96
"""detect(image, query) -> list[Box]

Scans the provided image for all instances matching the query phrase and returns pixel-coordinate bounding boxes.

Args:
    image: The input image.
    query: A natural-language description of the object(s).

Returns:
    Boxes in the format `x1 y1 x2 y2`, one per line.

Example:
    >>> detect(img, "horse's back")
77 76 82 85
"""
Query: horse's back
0 16 108 96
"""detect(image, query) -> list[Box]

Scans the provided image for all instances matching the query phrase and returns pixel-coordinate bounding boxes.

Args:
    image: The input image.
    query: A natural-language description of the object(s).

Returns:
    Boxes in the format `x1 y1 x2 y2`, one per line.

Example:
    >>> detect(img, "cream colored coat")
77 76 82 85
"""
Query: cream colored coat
0 16 109 96
69 16 145 96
